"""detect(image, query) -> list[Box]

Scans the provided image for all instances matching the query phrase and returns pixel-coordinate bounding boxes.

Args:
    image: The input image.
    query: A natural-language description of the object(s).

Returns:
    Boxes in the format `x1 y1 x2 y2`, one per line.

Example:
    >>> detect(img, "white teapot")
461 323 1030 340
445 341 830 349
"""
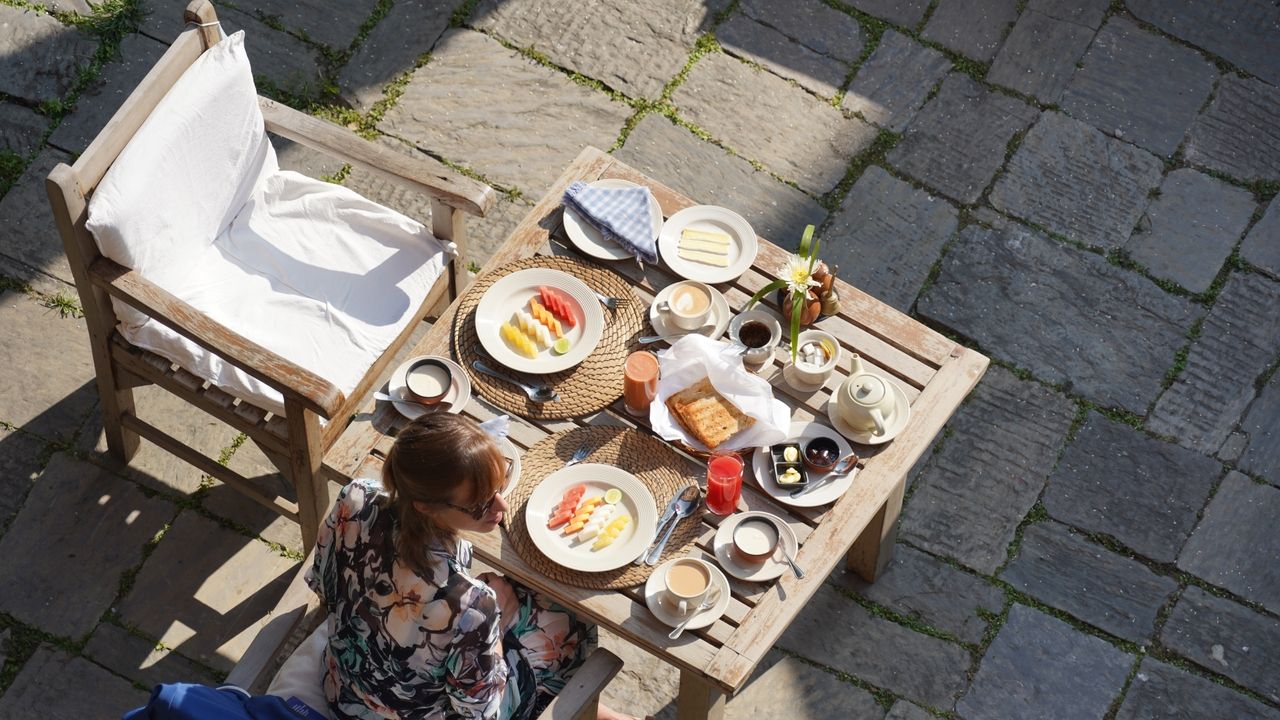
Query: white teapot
836 354 896 436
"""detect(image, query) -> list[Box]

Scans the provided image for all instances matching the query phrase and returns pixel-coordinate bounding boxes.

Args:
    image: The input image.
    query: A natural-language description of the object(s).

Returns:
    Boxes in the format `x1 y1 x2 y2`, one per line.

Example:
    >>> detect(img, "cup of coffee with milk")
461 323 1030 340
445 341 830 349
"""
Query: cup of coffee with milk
663 557 714 614
658 281 713 331
404 358 453 405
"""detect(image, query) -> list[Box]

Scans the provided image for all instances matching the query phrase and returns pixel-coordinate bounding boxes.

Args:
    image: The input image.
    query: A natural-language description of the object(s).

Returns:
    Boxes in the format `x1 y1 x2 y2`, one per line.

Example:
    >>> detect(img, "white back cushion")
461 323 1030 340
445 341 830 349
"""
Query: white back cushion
86 30 277 279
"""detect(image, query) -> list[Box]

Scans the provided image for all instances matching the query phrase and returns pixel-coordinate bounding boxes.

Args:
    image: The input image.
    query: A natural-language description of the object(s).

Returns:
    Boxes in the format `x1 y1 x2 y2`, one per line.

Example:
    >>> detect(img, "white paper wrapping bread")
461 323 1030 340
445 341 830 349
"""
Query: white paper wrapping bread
650 335 790 451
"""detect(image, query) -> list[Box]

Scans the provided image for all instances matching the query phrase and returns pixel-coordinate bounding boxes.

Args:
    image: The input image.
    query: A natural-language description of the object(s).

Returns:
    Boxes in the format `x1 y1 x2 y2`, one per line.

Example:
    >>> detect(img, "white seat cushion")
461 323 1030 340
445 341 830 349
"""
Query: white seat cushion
120 170 452 416
267 620 334 719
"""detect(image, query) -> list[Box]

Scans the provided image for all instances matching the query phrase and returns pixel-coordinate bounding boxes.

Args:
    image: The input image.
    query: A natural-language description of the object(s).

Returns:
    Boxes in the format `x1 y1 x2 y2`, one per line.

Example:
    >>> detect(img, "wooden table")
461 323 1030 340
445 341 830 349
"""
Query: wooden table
325 147 989 719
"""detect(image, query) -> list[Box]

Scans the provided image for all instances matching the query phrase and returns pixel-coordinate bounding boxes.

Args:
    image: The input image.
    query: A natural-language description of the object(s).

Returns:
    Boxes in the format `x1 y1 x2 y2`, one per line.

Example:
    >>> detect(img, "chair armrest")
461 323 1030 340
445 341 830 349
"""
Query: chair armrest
226 553 324 693
89 256 345 418
258 97 497 219
536 648 623 720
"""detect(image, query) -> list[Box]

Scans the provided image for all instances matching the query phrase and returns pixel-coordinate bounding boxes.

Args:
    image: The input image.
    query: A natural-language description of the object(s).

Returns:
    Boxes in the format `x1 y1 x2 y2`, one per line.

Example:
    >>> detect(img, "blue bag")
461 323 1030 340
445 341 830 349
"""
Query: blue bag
122 684 325 720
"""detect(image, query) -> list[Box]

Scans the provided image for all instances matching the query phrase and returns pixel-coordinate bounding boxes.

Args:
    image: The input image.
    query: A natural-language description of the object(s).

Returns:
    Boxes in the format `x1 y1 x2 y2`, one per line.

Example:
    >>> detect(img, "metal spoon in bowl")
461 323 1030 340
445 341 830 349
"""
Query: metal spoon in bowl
471 360 559 403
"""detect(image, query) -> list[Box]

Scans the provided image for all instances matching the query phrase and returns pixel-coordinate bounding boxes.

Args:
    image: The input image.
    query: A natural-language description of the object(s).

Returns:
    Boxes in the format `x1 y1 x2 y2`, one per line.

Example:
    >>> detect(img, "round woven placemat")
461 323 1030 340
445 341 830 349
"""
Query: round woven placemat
452 256 645 419
502 426 705 589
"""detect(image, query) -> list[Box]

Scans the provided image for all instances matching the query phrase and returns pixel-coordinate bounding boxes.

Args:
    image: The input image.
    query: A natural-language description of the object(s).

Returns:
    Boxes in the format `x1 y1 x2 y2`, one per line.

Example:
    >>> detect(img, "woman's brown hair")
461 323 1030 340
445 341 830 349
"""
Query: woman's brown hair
380 414 506 575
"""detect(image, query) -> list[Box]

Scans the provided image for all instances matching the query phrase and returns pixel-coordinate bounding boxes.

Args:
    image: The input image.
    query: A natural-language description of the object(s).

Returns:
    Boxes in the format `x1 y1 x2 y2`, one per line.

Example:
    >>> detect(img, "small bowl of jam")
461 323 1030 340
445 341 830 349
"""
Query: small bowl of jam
804 438 856 474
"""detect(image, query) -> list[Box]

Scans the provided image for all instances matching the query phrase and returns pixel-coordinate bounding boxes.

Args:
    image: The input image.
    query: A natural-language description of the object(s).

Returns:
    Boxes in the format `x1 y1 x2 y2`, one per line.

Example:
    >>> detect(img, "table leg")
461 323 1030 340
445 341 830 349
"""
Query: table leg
846 477 905 582
677 669 725 720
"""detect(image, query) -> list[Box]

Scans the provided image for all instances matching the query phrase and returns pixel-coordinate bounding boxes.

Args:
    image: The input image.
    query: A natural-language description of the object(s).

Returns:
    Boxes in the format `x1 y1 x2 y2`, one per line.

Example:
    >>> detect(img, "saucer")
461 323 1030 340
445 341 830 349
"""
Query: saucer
712 511 798 582
782 363 834 394
647 283 731 343
826 375 911 445
563 179 663 262
386 355 470 419
644 558 732 630
498 436 522 498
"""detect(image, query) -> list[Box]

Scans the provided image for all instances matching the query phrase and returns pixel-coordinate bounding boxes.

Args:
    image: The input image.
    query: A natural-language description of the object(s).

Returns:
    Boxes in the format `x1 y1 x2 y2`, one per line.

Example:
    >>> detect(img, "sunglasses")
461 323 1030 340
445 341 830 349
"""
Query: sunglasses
439 458 513 520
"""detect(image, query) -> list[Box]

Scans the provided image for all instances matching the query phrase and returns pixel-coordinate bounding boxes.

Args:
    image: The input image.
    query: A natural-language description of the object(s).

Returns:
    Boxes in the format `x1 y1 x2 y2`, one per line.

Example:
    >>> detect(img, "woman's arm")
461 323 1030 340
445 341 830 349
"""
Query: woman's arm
443 583 509 719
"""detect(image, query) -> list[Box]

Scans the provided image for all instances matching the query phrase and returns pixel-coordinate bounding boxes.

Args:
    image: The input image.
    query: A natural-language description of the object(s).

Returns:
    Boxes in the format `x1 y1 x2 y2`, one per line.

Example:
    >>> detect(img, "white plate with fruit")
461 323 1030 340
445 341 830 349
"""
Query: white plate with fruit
476 268 605 374
524 464 658 573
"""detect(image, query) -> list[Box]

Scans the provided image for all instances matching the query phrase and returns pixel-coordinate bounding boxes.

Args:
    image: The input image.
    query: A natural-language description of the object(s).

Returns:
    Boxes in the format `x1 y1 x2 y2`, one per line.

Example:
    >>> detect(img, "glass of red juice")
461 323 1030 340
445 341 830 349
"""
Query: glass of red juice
706 452 744 515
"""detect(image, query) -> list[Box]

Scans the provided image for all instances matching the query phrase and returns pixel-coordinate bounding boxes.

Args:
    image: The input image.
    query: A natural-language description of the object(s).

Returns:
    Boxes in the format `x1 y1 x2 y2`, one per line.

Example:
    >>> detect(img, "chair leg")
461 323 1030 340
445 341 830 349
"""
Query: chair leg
98 376 141 463
285 401 328 553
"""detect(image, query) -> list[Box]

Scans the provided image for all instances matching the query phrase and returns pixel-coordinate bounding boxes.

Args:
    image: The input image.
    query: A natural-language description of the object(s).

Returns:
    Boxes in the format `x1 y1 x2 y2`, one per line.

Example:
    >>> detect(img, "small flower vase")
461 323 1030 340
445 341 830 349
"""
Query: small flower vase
780 288 822 326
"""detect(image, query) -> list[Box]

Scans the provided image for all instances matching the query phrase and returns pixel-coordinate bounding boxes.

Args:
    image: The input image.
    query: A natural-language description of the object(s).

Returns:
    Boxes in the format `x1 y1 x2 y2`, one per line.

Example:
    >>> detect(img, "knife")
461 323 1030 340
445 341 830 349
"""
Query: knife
634 487 689 564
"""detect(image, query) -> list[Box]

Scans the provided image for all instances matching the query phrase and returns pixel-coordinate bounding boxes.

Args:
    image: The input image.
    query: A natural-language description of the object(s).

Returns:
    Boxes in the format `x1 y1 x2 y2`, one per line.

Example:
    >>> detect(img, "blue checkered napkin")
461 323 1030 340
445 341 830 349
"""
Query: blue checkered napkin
563 181 658 263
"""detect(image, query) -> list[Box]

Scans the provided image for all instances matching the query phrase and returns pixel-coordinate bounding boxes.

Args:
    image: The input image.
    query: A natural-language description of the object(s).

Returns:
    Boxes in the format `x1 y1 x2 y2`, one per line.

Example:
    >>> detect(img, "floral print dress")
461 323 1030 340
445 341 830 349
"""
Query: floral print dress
307 479 597 720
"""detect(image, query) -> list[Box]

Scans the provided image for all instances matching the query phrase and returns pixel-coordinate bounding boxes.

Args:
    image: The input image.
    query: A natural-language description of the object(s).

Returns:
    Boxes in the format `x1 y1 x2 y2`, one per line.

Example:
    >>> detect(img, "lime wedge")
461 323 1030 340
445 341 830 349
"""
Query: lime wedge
552 337 572 355
604 488 623 505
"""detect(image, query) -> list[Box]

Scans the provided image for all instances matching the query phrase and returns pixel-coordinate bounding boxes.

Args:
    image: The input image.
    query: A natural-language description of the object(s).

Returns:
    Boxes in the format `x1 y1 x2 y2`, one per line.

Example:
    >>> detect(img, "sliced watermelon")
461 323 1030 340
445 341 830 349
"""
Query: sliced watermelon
547 509 574 529
539 286 578 328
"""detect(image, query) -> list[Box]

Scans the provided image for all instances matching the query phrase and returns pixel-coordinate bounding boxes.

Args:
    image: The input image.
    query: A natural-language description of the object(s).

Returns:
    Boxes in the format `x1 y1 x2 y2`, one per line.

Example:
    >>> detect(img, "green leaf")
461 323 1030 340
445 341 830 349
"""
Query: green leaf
746 278 787 309
790 291 803 362
796 224 815 258
807 230 822 271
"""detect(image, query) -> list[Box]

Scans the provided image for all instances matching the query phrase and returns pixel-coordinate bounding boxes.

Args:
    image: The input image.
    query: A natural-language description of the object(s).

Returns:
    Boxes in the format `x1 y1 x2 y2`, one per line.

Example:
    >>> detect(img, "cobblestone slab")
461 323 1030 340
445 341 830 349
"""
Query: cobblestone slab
1149 273 1280 453
337 0 454 111
0 292 97 441
673 52 876 195
0 454 174 637
848 0 931 28
77 386 234 496
140 1 325 95
1060 18 1217 158
49 33 168 155
613 114 827 245
736 0 866 64
226 0 379 49
957 604 1132 720
1044 412 1220 564
717 14 847 98
0 645 149 718
918 224 1202 413
380 29 630 196
205 438 307 554
84 623 220 688
901 366 1074 574
843 30 951 131
0 427 42 534
1117 658 1280 720
990 111 1164 249
1242 197 1280 279
0 5 96 104
472 0 720 100
1000 521 1178 642
0 147 75 287
0 102 47 157
1027 0 1110 29
117 511 300 672
1125 169 1256 293
836 543 1004 644
1239 374 1280 486
779 585 971 708
1178 472 1280 614
886 701 935 720
822 165 958 311
1159 585 1280 703
35 0 92 13
922 0 1019 62
986 9 1094 103
1184 75 1280 183
887 74 1038 204
1126 0 1280 88
728 649 882 720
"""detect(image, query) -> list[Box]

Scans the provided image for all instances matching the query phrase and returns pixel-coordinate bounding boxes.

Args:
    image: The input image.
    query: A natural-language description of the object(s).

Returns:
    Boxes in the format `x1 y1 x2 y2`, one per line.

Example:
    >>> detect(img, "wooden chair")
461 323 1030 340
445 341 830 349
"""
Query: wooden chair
228 557 625 720
45 0 495 551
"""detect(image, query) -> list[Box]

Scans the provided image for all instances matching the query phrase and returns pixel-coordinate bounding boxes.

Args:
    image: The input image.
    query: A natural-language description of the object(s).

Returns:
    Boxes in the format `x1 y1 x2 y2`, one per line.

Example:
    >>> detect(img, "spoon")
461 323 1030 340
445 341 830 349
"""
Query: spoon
471 360 560 403
668 588 719 640
637 324 717 345
778 544 805 579
789 455 860 498
644 485 701 565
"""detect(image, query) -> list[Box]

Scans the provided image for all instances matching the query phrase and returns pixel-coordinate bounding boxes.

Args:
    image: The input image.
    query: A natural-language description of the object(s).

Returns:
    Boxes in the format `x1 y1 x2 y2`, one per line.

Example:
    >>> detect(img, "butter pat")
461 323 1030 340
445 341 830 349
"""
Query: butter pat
680 237 730 255
678 247 731 267
681 227 732 245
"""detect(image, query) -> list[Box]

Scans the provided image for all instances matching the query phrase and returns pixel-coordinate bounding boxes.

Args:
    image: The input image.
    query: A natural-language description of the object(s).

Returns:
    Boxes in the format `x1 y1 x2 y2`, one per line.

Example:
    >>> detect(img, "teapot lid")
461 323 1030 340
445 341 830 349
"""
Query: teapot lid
851 375 887 406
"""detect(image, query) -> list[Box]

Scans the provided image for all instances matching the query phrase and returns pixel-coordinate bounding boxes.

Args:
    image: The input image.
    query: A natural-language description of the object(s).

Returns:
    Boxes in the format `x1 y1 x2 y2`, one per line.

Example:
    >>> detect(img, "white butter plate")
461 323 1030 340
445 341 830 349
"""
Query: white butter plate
658 205 758 284
563 179 662 262
751 421 856 507
644 558 731 630
523 464 658 573
475 268 605 374
386 355 470 419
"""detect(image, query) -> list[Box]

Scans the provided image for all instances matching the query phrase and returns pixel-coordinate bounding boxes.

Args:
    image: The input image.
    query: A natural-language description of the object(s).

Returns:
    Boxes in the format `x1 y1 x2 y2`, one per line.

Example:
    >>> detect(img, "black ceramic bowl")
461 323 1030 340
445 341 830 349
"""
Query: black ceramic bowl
803 437 840 473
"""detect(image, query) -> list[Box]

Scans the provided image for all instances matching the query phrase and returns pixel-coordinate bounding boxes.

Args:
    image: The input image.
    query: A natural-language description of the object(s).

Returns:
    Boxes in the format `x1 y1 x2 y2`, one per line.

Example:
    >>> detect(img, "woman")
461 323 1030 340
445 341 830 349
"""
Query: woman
306 413 640 720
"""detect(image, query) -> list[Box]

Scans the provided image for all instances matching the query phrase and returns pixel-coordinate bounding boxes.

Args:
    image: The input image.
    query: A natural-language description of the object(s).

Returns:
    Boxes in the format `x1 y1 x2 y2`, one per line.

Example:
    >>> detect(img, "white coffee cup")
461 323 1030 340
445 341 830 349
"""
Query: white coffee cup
663 557 713 615
658 281 714 331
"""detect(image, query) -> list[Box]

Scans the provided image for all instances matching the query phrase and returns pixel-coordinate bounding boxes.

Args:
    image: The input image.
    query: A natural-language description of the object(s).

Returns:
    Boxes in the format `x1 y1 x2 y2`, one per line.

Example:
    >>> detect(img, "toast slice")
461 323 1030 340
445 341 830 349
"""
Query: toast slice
665 377 755 449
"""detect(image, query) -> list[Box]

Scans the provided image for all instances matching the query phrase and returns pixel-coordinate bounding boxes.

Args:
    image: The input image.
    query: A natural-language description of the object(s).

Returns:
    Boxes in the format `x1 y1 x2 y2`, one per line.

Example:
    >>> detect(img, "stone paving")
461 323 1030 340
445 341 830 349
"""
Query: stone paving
0 0 1278 718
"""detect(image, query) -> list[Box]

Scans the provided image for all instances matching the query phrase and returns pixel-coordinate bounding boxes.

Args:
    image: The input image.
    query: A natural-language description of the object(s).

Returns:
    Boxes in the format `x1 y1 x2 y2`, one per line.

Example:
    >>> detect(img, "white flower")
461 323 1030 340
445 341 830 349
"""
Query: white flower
778 254 820 295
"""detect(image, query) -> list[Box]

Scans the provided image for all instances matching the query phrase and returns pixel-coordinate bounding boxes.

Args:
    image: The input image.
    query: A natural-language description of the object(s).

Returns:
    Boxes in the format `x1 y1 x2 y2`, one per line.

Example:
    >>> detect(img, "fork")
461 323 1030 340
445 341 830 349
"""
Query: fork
668 589 719 640
564 444 593 468
593 291 620 311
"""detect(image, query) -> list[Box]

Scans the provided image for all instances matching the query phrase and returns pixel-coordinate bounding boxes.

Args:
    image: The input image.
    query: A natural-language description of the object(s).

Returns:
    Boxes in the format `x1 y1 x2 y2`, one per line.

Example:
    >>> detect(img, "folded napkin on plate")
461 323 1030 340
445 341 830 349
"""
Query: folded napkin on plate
479 414 510 441
650 335 790 451
563 181 658 263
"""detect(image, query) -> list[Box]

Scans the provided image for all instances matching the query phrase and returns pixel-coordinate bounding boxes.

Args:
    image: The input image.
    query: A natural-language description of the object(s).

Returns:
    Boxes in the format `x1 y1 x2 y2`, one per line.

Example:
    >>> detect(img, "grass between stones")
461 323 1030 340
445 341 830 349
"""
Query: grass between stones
775 648 900 712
